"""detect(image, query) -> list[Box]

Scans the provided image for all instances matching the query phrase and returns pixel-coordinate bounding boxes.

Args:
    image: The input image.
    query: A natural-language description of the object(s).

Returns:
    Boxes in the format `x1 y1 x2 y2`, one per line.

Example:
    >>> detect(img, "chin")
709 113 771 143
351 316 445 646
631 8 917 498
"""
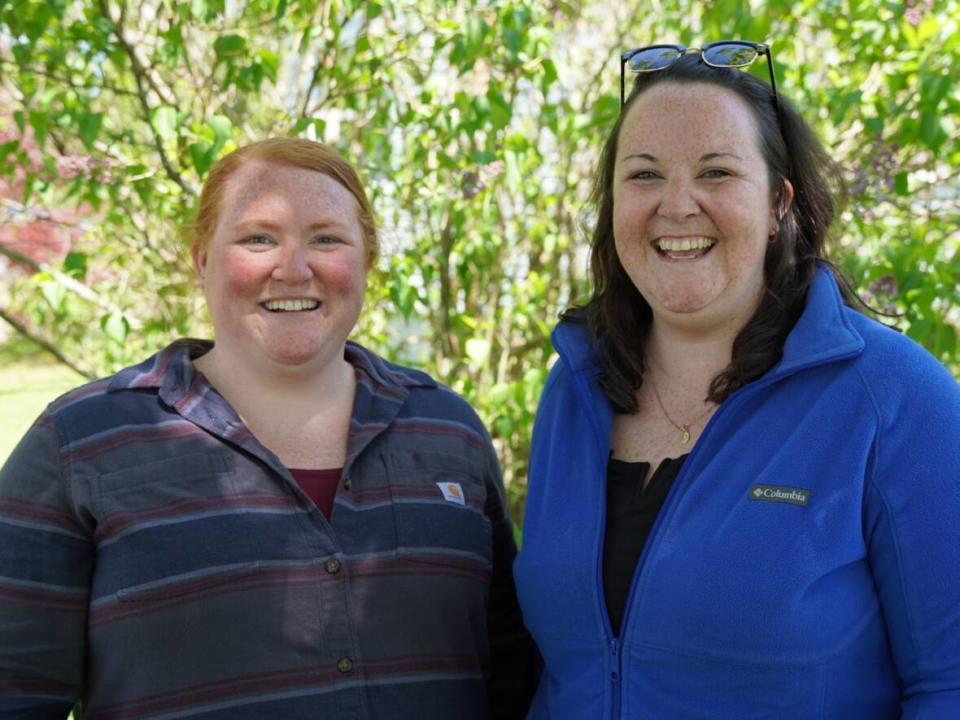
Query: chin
266 337 346 368
656 293 717 316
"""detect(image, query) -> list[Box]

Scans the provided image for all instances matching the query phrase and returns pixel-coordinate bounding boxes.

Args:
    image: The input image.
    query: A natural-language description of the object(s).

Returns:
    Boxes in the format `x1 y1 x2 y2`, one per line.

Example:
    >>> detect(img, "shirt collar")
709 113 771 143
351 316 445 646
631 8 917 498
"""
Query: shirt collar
107 338 436 399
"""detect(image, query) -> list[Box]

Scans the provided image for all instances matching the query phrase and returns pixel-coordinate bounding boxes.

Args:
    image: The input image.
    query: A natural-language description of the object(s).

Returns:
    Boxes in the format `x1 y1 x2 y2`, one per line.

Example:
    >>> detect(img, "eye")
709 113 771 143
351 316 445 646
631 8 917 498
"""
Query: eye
242 234 275 247
310 234 341 246
700 168 732 179
629 169 661 181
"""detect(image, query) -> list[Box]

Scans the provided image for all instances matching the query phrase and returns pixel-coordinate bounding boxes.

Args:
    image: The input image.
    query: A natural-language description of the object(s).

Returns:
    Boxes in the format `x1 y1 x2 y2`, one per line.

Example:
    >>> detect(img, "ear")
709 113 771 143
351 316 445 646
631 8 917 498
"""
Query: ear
770 178 795 235
192 243 208 281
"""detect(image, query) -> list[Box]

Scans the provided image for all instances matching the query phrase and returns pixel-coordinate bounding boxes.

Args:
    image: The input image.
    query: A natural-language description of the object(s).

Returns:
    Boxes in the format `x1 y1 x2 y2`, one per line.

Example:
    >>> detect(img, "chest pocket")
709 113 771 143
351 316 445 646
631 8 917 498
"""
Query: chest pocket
387 451 493 568
91 453 264 600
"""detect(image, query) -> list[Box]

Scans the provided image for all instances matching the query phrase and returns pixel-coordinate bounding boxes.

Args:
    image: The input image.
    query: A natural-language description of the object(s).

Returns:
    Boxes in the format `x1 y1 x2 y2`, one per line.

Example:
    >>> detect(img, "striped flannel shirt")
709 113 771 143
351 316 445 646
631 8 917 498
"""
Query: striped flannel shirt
0 339 536 720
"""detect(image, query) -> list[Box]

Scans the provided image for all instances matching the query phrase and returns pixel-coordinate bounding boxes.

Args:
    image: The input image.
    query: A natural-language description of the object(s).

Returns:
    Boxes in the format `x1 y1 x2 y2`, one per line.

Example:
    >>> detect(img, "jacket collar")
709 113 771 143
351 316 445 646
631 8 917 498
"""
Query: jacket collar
771 266 864 377
552 266 865 379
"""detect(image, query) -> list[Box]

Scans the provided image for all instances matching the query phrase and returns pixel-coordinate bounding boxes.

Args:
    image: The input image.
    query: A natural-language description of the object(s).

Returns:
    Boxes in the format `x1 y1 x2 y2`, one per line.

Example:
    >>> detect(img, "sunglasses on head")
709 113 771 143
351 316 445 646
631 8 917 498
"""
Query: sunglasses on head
619 40 779 111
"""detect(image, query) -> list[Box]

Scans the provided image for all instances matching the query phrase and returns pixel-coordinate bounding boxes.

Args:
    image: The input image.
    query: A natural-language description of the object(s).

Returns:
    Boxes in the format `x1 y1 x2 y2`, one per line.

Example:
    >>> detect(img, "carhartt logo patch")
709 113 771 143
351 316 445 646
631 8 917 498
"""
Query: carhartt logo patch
748 484 811 507
437 482 466 505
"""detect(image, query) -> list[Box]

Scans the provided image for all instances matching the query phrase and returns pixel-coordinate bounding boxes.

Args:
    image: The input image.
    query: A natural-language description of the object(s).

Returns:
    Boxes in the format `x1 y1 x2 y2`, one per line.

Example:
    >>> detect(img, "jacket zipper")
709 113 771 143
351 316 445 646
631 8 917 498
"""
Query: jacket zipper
610 638 622 719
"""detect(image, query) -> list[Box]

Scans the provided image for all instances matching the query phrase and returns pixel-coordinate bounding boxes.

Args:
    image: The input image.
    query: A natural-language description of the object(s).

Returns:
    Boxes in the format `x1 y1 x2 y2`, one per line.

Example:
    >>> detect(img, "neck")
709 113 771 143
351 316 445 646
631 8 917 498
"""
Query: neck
645 322 735 396
195 343 354 421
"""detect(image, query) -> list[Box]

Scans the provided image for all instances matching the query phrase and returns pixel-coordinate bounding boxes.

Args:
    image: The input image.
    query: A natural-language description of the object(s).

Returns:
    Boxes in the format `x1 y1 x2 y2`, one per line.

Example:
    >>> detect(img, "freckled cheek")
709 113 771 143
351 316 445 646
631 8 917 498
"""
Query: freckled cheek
221 262 269 294
313 258 367 294
613 194 655 240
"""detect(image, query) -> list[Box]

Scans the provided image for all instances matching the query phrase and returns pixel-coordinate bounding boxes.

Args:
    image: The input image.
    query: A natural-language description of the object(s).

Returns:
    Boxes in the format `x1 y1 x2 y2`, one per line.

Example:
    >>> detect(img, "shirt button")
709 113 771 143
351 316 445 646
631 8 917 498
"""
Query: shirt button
337 657 354 674
343 477 352 491
325 559 341 575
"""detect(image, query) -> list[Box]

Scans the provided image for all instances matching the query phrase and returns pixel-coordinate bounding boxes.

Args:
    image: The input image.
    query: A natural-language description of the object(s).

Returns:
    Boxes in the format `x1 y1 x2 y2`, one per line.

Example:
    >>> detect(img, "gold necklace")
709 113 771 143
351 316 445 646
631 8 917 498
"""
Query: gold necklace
647 377 715 445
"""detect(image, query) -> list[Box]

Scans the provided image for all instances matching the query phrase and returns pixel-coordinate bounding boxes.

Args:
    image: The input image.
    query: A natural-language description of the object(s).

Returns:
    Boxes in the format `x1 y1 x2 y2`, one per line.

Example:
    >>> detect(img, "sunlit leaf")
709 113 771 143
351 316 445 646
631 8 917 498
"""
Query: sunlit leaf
101 312 130 346
152 106 179 141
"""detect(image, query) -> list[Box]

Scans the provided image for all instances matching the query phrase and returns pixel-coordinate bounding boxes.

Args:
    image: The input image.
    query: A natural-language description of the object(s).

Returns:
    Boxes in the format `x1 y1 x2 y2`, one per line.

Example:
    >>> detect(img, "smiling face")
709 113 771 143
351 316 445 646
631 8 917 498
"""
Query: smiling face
194 160 368 373
613 81 791 338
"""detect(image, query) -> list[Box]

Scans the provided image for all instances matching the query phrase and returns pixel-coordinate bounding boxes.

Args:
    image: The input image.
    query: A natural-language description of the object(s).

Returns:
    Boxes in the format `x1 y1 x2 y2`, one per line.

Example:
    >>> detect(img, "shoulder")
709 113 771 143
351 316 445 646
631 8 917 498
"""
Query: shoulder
847 310 959 404
832 311 960 458
42 340 196 438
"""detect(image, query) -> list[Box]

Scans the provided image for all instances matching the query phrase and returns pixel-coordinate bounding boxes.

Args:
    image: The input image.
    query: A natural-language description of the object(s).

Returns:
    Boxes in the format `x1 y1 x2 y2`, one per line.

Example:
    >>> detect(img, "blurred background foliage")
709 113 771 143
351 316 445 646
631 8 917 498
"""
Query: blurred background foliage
1 0 958 523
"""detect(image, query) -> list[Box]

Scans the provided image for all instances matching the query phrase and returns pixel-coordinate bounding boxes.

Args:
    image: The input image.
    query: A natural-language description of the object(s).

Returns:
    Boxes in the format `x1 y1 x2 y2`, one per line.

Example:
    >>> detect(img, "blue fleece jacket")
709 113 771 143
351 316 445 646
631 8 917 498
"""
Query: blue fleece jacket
515 269 960 719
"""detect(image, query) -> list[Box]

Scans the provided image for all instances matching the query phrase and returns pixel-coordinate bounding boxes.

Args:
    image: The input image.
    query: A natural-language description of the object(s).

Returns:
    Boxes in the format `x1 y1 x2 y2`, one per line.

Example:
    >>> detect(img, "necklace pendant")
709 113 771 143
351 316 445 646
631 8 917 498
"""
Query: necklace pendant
680 425 691 445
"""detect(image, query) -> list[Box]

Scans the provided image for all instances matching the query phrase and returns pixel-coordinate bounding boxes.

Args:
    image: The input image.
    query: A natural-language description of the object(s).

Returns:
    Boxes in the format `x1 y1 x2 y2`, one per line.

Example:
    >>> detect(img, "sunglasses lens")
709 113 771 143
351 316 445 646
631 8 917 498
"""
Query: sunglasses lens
627 46 683 72
703 43 758 67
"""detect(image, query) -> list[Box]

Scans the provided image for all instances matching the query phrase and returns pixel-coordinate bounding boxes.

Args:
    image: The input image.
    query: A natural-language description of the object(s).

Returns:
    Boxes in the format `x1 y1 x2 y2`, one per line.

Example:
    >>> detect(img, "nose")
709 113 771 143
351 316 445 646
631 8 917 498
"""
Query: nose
271 242 312 283
656 176 701 221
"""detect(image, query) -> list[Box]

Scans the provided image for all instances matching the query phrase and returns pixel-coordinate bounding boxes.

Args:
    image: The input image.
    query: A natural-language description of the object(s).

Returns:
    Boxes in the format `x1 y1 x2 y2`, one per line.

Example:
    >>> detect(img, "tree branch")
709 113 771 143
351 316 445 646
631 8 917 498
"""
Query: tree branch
0 60 141 99
97 0 196 197
0 235 142 329
0 305 95 380
436 210 458 359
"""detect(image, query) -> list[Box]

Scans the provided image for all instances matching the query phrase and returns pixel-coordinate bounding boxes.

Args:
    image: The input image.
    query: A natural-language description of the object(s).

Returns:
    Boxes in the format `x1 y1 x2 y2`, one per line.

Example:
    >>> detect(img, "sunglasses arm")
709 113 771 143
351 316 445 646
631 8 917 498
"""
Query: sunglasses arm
764 47 781 113
619 57 627 107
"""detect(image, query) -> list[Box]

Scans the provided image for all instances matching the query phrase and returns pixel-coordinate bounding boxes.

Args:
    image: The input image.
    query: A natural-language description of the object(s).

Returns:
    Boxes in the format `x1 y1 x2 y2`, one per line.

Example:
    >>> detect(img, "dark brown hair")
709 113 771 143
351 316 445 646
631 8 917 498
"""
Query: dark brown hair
569 54 852 413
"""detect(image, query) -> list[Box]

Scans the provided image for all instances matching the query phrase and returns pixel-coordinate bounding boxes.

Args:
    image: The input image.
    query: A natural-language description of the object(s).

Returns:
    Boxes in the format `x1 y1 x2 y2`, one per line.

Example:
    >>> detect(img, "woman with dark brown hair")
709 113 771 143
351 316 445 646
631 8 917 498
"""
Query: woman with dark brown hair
514 43 960 719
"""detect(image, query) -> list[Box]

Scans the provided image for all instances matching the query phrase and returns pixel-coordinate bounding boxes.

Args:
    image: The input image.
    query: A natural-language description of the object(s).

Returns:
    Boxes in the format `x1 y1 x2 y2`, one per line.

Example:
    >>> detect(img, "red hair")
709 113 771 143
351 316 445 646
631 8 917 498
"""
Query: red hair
184 138 378 265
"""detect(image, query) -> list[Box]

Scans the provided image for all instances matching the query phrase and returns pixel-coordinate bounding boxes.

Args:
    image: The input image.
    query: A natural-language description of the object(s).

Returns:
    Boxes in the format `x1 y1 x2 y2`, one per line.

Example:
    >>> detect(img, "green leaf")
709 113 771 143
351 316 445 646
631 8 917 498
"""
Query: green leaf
256 49 280 82
76 111 103 150
62 251 88 279
40 279 66 312
0 139 19 163
920 112 948 151
541 58 559 86
101 312 130 347
152 106 179 141
503 28 523 56
214 34 247 59
189 141 215 176
207 115 232 152
487 89 512 130
893 171 908 196
863 116 884 135
29 111 48 147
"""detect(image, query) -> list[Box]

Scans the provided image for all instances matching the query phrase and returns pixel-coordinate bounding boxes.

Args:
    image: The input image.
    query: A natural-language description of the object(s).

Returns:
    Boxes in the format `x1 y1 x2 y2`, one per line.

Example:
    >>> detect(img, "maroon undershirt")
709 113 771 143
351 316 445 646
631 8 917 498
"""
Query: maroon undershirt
288 468 342 518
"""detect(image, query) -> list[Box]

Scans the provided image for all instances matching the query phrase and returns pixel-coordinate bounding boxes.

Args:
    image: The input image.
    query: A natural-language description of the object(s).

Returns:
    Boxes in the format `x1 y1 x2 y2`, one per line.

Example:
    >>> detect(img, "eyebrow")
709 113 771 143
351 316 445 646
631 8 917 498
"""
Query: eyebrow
622 151 745 162
701 152 744 162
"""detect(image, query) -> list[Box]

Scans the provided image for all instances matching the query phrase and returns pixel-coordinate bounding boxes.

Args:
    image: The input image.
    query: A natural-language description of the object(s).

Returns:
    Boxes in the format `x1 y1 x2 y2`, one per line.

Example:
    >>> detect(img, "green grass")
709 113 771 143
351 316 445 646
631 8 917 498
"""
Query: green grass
0 359 86 465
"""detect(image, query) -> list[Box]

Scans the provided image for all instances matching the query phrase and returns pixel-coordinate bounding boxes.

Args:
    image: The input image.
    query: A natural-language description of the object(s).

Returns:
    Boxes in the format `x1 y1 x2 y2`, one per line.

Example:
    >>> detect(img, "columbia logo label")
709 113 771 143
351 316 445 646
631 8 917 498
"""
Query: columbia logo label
437 482 466 505
748 484 811 507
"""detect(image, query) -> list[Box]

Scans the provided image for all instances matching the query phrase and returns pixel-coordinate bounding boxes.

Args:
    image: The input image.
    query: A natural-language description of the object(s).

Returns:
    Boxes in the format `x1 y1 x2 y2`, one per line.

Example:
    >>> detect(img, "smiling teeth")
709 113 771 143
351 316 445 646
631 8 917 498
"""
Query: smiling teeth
657 237 715 252
263 299 319 312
